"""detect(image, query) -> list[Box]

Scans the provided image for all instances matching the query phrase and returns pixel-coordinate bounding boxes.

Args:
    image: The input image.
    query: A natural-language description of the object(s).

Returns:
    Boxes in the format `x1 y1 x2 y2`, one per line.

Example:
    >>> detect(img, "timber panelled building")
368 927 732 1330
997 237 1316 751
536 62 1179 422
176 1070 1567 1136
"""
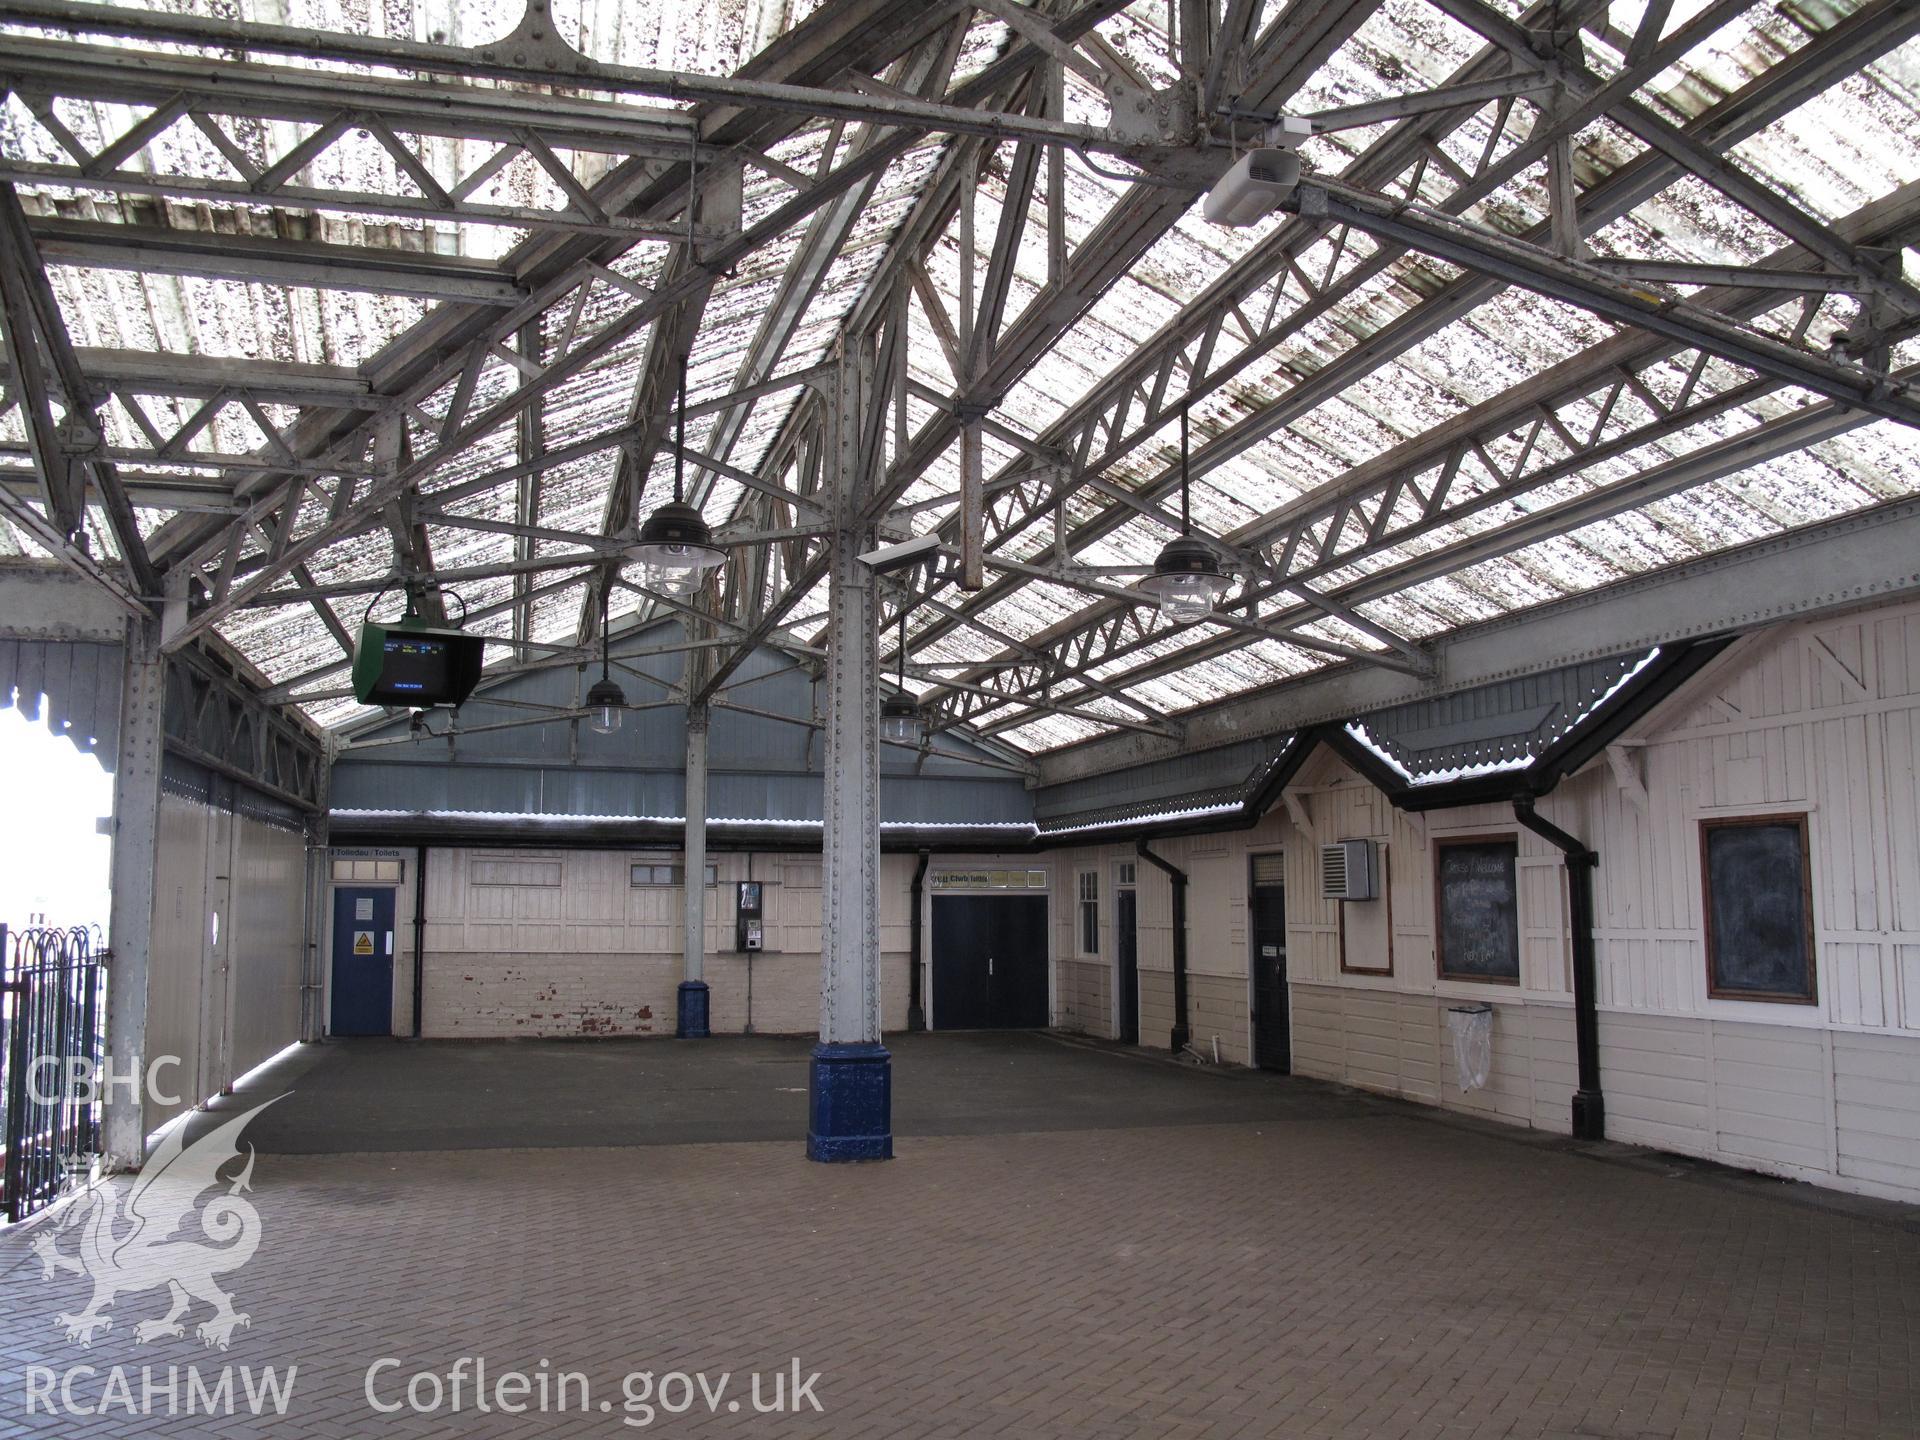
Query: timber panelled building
1 0 1919 1194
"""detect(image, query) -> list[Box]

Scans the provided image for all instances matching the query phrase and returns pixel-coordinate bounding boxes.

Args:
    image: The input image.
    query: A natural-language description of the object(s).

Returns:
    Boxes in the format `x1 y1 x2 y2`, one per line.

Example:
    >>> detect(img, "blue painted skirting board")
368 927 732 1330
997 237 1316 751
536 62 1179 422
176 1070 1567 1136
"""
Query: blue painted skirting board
807 1043 892 1162
676 980 711 1038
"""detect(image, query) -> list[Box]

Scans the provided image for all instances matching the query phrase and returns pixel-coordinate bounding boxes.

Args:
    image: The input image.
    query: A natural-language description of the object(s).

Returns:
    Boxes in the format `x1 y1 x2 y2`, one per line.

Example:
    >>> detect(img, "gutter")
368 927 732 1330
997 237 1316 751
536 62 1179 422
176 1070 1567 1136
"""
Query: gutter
327 817 1041 853
1135 838 1189 1055
1033 638 1736 841
1511 795 1604 1141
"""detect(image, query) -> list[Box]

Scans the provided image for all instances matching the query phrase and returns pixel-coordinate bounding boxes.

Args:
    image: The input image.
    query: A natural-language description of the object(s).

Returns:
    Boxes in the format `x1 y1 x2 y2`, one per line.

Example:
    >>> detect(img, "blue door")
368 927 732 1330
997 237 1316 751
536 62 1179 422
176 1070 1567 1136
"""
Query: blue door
331 886 395 1036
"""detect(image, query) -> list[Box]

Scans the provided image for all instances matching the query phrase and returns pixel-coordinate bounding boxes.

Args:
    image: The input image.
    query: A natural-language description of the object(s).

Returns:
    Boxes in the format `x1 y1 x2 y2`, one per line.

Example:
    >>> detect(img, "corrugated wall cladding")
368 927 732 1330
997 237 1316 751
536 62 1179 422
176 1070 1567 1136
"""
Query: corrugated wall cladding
0 639 121 768
329 760 1033 826
225 816 307 1079
331 621 1034 826
1050 599 1920 1204
145 792 306 1130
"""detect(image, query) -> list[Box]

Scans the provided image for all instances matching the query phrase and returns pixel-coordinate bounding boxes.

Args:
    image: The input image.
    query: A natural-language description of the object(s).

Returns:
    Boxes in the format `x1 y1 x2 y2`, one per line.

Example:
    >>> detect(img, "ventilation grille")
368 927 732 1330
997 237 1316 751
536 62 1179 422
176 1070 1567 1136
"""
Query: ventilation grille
1320 840 1376 901
1246 151 1302 187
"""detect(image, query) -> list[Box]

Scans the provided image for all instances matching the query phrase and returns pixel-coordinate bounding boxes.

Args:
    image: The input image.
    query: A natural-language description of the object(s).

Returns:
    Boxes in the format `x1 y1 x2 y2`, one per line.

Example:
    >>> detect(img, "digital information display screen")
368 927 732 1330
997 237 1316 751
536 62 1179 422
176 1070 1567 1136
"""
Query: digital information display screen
352 621 484 707
378 635 451 697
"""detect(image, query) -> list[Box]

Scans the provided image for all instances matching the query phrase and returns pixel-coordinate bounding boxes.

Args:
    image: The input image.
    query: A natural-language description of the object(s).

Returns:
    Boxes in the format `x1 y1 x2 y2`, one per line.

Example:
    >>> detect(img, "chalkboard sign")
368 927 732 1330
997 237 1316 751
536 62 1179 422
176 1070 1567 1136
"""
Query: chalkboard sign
1435 838 1520 983
1702 816 1816 1003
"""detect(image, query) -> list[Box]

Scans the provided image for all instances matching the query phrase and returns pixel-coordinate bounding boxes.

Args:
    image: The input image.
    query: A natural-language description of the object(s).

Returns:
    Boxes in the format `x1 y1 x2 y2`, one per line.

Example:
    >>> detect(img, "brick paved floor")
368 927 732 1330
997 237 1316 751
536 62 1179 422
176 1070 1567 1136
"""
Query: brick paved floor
185 1031 1381 1153
0 1037 1914 1439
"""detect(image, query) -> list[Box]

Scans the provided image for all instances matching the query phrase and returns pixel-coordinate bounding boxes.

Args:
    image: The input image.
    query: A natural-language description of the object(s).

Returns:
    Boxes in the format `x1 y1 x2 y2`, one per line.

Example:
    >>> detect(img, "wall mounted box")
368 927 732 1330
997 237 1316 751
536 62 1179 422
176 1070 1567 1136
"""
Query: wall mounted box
1321 839 1378 901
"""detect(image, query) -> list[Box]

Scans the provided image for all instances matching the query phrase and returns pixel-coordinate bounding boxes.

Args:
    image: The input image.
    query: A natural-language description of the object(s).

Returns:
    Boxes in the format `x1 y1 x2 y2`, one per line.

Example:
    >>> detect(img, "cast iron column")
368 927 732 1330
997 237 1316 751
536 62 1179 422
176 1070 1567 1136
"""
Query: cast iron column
678 702 711 1036
809 338 890 1161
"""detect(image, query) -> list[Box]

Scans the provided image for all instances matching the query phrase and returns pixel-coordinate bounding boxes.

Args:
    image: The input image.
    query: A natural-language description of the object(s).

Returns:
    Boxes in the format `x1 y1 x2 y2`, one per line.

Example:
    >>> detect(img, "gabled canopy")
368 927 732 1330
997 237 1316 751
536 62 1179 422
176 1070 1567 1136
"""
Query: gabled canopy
2 0 1916 770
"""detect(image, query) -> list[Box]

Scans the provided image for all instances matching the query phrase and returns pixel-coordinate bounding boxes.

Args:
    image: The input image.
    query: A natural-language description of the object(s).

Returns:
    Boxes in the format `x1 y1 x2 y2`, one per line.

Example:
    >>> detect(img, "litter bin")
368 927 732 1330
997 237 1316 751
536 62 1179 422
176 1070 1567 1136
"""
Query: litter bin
1446 1003 1493 1092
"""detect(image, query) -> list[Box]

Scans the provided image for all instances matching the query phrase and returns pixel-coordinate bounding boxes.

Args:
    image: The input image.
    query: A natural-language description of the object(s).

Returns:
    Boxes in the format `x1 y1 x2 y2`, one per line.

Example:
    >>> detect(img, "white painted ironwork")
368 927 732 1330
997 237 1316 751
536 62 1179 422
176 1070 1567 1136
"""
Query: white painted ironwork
817 338 881 1047
0 0 1913 764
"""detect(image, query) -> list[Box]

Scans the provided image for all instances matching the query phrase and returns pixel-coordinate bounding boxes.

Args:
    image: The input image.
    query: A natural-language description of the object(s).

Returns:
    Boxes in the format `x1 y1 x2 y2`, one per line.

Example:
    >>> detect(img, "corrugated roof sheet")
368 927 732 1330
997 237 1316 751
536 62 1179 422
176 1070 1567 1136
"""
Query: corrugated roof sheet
2 0 1916 755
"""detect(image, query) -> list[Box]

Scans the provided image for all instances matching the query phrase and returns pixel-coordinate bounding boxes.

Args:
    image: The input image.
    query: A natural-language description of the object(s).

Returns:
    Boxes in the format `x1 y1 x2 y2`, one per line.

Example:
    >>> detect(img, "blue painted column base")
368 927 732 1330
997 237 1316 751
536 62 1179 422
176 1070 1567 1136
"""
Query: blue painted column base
676 980 710 1038
807 1042 892 1162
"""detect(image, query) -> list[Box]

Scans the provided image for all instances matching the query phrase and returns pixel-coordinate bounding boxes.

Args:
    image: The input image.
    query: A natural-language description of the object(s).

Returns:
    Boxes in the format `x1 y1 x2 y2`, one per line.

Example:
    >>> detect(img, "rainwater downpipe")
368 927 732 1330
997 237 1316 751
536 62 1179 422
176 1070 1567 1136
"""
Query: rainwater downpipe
907 851 930 1032
744 853 755 1035
1511 795 1604 1142
1136 839 1190 1055
300 835 324 1043
411 844 427 1039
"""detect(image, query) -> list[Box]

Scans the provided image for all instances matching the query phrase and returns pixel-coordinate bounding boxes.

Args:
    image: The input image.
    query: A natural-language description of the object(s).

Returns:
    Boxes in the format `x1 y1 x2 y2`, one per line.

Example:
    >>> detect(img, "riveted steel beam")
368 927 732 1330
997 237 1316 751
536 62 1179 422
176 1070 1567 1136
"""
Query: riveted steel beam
1291 178 1920 427
0 1 1162 153
32 220 527 306
1036 495 1920 785
904 0 1917 736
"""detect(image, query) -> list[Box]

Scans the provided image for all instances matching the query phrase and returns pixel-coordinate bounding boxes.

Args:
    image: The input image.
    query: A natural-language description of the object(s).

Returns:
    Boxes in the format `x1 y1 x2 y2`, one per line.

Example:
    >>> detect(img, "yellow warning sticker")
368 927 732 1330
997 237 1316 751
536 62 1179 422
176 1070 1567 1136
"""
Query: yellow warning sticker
353 931 374 956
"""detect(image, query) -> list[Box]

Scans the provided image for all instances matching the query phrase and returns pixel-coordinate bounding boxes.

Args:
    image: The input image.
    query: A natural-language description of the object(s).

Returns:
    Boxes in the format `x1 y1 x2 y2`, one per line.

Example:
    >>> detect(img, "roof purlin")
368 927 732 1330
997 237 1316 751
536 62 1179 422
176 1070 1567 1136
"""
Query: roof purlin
0 0 1914 772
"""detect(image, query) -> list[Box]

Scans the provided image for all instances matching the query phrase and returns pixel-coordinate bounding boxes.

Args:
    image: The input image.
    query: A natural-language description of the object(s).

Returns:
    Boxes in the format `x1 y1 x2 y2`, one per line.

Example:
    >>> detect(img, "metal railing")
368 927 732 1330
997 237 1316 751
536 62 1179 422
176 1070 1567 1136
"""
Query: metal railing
1 923 107 1223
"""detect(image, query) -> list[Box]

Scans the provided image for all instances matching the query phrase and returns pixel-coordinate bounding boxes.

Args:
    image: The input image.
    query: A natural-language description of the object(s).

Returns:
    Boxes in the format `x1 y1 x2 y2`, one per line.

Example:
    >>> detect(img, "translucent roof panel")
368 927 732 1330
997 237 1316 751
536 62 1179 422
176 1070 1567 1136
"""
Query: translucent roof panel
0 0 1915 757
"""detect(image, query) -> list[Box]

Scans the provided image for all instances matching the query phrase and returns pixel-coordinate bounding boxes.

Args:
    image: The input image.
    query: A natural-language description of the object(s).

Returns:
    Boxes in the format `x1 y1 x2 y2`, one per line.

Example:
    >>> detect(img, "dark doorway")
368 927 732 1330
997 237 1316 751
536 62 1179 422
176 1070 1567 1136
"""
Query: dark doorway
931 894 1049 1029
1249 856 1289 1072
1116 887 1139 1044
331 886 395 1037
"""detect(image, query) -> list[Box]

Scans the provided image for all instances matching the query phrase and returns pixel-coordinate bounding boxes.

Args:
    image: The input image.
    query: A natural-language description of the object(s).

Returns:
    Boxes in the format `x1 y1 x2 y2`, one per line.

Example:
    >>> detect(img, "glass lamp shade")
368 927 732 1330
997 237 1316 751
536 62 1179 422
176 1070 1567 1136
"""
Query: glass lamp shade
641 561 703 598
630 503 724 596
585 676 627 735
880 698 927 746
1139 536 1231 622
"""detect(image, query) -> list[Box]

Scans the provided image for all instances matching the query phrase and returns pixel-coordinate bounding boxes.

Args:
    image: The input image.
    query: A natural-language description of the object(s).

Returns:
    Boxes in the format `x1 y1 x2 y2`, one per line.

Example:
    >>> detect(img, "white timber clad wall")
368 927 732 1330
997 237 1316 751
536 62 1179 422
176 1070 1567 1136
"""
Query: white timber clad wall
1056 957 1110 1038
1580 603 1920 1200
1049 844 1106 1037
1049 833 1269 1064
1044 599 1920 1203
1281 767 1583 1133
145 793 308 1129
416 848 914 1037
